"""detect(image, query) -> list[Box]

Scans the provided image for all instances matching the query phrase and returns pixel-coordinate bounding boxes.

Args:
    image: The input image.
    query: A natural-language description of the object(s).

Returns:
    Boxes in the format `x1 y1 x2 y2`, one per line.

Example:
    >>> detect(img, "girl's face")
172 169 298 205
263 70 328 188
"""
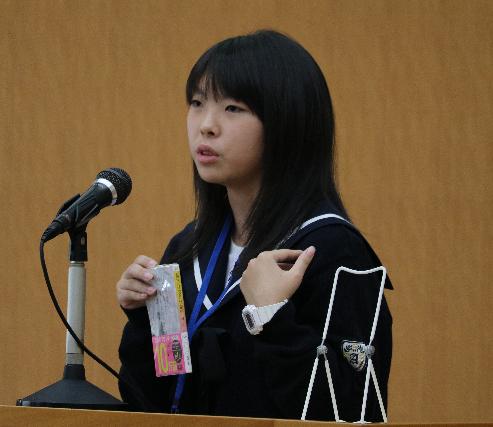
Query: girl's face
187 88 264 197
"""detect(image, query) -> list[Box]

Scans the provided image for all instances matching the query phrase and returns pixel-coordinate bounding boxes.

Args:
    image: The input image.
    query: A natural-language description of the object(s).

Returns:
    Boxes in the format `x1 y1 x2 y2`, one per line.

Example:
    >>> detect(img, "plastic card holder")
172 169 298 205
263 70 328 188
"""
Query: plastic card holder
146 264 192 376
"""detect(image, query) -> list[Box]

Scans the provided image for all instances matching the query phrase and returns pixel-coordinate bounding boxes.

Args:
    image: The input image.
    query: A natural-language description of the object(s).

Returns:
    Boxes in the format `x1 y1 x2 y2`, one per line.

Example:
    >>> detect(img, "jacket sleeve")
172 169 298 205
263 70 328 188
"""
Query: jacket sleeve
253 225 392 422
118 223 195 412
118 306 176 412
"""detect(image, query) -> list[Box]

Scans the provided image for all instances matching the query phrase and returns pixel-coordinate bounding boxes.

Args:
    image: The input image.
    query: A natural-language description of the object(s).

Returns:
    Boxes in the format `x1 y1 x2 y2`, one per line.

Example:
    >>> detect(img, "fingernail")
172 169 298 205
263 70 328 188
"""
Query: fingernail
147 287 156 294
140 293 147 299
143 272 153 281
305 246 316 255
149 259 157 267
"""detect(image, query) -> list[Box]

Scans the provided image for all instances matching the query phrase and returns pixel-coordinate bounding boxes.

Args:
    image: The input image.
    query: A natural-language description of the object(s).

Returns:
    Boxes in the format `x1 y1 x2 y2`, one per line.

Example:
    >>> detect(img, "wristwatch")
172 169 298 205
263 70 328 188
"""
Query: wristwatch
242 299 288 335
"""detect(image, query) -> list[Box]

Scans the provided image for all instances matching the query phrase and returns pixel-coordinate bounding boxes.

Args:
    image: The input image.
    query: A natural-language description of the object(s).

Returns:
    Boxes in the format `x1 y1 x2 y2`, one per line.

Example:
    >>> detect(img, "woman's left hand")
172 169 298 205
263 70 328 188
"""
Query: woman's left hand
239 246 315 307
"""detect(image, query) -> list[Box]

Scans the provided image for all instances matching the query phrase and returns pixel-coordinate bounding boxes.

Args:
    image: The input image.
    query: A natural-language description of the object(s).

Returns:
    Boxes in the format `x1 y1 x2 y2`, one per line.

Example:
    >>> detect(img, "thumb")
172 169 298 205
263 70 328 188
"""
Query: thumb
289 246 316 280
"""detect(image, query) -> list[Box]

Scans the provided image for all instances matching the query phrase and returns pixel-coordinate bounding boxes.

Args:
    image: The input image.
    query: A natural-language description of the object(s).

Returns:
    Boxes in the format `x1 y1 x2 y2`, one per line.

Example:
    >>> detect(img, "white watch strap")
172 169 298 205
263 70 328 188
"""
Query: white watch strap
257 299 288 324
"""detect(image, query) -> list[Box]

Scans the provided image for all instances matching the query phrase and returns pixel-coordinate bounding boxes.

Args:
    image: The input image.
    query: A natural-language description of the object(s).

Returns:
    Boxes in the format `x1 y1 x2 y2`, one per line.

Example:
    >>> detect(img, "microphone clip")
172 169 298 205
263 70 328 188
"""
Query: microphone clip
56 194 81 216
68 224 88 262
54 194 89 261
42 194 81 243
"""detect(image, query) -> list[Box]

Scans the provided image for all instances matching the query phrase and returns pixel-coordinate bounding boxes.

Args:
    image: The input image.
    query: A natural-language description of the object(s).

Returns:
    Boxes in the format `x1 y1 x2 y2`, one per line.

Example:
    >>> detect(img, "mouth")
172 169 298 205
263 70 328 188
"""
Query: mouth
196 144 219 164
197 145 218 156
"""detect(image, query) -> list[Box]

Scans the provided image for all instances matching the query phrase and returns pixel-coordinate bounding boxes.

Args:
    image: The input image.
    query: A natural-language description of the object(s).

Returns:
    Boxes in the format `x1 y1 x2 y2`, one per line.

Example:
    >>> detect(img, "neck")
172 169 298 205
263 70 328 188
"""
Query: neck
227 186 257 247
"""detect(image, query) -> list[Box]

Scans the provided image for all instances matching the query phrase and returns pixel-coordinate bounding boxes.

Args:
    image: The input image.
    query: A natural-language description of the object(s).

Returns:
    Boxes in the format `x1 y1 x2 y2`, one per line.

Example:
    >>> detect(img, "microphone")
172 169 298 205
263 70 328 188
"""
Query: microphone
42 168 132 242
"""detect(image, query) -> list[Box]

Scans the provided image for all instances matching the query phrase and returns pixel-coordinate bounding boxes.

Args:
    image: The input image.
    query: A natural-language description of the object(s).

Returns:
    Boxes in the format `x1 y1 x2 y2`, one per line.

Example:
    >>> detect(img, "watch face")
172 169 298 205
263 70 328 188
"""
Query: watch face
244 312 254 330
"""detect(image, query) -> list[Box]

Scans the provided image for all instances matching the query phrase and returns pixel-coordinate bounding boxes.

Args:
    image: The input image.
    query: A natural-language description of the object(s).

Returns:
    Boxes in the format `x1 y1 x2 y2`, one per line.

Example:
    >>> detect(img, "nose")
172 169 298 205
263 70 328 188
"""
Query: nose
200 110 220 137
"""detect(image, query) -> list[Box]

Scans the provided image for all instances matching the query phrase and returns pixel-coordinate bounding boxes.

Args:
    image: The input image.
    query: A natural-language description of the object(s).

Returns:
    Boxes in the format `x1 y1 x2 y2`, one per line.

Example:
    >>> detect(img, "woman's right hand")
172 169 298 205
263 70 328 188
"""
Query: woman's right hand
116 255 158 309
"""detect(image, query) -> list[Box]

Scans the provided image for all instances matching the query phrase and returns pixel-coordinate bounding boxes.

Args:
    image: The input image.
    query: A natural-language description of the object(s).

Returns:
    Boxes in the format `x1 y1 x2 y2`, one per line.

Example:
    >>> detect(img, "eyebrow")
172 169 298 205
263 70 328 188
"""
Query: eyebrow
190 84 234 103
191 87 207 98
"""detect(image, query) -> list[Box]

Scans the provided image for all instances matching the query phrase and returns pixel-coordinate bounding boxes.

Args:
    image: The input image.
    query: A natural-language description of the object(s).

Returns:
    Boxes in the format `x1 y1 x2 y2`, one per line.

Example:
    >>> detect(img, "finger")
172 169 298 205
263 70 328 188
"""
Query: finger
269 249 304 263
120 277 156 294
123 262 155 282
117 288 151 309
288 246 316 279
118 287 148 301
117 274 156 304
133 255 158 268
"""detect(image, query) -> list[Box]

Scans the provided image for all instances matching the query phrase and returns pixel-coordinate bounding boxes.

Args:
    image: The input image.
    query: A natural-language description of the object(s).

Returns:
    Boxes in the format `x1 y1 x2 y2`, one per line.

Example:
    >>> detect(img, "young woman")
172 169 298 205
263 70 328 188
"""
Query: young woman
116 30 392 422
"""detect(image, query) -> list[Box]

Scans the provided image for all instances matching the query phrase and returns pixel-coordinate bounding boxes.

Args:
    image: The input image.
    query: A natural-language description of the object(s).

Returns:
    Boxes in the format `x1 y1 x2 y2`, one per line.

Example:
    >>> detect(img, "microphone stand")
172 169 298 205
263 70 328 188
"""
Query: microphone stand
17 226 127 410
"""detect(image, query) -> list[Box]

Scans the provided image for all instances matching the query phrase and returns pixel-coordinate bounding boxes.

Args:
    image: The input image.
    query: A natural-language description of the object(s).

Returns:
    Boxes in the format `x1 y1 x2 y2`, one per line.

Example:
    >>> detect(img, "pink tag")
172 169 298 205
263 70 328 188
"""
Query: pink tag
152 333 191 376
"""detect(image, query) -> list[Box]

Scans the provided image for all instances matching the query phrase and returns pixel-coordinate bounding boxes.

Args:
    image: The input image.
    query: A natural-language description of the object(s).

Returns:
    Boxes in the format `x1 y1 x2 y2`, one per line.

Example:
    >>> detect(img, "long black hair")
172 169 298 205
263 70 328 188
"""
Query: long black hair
167 29 348 269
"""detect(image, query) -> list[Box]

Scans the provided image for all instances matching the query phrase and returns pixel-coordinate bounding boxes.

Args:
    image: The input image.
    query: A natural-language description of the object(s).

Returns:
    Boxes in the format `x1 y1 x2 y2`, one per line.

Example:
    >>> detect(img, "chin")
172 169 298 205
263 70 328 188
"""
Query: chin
198 173 226 186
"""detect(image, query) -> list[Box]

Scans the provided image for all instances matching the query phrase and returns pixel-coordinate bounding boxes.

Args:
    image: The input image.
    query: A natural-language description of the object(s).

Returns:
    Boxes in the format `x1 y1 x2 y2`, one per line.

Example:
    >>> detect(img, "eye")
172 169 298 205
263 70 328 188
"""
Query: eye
190 99 203 108
225 104 245 113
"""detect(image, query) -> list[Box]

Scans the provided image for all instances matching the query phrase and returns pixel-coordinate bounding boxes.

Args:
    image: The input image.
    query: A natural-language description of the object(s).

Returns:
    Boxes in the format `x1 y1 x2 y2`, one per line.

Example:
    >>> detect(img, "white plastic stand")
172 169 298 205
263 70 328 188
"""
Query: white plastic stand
301 266 388 423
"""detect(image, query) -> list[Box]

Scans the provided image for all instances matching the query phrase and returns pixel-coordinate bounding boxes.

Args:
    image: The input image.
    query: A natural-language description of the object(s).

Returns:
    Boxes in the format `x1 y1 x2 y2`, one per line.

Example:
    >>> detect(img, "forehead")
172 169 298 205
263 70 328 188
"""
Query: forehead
187 69 259 113
190 77 229 101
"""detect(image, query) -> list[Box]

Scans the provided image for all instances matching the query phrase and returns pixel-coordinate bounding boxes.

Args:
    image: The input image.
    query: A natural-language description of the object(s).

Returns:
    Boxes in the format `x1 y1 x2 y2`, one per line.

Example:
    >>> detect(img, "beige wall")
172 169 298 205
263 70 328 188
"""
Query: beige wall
1 0 492 422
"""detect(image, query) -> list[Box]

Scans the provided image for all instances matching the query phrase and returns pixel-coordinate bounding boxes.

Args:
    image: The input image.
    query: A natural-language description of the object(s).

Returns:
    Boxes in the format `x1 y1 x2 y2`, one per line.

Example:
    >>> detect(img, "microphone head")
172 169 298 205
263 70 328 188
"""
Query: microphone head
96 168 132 205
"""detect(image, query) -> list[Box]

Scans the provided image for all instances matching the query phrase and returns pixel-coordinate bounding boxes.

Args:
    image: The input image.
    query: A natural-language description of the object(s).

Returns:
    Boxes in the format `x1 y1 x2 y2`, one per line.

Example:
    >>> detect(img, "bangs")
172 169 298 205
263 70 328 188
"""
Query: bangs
185 37 264 119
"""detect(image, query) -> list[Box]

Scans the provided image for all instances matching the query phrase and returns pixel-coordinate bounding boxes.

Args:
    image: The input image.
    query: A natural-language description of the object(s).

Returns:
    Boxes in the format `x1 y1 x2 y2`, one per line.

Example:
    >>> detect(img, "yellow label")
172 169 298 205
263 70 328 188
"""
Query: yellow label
174 268 185 316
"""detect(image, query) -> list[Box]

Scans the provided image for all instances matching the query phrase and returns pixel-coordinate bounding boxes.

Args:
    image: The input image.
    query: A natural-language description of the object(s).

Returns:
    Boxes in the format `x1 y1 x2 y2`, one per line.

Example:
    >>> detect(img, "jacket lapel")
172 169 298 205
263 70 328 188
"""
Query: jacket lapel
184 201 392 319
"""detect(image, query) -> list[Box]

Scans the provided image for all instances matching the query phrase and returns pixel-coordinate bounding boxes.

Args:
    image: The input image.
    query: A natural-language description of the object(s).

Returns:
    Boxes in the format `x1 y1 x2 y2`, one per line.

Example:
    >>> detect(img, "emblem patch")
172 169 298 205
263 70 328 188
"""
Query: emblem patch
341 341 374 372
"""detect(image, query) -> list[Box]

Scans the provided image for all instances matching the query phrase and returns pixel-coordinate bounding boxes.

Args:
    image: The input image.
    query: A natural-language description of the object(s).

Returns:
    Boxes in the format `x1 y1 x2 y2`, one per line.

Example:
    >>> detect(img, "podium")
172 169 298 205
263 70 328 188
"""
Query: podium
1 406 493 427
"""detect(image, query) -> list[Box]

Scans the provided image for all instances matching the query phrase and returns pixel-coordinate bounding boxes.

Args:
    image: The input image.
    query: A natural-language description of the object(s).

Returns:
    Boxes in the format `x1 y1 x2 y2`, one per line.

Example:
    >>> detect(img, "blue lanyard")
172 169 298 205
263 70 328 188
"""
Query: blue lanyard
172 213 234 413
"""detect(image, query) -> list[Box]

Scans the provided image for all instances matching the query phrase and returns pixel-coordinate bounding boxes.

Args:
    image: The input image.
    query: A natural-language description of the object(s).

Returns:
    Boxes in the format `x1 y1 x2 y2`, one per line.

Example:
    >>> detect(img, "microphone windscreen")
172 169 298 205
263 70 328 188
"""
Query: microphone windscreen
97 168 132 205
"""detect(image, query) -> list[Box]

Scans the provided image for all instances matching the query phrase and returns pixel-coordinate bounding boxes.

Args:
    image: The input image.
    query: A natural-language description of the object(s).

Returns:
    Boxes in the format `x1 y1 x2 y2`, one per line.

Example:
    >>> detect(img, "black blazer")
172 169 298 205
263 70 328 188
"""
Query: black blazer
118 202 393 422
